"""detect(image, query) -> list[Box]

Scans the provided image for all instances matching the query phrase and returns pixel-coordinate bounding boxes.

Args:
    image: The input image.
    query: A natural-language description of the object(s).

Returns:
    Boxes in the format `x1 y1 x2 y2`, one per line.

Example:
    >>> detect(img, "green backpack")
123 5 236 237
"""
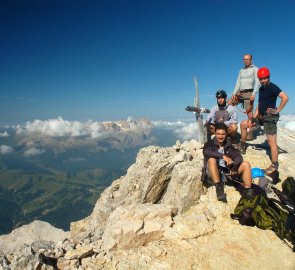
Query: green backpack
233 195 291 240
282 177 295 202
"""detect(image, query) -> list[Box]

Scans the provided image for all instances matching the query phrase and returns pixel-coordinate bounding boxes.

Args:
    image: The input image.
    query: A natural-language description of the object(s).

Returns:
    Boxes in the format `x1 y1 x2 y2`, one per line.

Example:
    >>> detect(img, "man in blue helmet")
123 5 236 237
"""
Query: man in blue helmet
206 90 238 143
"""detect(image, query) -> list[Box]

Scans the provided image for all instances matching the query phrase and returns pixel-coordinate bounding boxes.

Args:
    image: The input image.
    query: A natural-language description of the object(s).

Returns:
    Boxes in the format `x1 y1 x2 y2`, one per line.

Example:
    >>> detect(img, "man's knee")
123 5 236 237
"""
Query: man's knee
241 161 251 169
208 158 217 166
228 124 238 133
240 120 248 129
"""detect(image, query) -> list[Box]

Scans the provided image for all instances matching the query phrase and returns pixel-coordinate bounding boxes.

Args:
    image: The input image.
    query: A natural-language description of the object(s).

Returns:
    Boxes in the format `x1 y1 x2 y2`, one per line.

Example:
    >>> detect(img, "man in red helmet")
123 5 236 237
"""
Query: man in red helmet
238 67 289 176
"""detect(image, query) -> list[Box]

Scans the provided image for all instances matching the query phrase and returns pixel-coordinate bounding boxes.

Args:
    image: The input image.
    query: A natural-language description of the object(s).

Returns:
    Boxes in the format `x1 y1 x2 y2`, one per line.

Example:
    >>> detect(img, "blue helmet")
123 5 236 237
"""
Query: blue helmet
251 168 265 178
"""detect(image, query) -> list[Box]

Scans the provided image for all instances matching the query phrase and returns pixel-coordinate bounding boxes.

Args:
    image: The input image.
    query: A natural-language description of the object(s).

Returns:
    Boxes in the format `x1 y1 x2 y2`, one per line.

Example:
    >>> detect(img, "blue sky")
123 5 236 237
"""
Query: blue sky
1 0 295 125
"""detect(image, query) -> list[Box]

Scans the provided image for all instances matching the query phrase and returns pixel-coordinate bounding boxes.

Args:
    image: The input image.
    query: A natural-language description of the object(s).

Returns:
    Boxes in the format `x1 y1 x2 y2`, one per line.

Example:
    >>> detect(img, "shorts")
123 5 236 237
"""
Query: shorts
239 90 253 112
253 114 279 135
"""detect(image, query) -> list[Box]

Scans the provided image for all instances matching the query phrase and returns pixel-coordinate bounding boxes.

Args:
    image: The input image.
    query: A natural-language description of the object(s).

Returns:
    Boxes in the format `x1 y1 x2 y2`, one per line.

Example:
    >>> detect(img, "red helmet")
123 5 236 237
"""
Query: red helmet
257 67 270 78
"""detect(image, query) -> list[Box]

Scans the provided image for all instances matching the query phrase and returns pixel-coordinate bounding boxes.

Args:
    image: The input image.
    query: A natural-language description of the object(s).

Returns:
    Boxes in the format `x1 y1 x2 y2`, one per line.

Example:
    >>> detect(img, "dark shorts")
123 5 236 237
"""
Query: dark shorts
253 114 279 135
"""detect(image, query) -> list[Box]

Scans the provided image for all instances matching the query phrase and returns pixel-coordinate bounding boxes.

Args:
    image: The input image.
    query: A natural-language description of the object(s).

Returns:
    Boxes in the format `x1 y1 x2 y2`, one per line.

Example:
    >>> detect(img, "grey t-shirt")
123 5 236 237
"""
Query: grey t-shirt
233 64 260 96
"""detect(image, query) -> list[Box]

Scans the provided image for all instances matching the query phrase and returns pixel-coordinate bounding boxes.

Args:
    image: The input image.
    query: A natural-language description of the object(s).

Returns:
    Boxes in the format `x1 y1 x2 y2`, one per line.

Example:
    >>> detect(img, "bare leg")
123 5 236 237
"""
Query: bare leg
240 120 248 143
228 124 238 141
238 161 252 188
207 158 220 183
266 134 278 163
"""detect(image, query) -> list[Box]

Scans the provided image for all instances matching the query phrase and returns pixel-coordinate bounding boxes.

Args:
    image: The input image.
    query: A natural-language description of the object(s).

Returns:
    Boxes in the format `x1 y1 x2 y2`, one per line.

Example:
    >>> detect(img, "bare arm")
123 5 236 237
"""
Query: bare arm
253 105 259 118
276 91 289 113
232 70 241 96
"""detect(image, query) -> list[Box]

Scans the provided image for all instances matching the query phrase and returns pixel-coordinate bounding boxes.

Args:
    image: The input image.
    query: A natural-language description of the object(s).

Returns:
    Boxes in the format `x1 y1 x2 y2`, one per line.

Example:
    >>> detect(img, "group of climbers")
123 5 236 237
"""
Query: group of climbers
201 56 294 249
203 53 289 202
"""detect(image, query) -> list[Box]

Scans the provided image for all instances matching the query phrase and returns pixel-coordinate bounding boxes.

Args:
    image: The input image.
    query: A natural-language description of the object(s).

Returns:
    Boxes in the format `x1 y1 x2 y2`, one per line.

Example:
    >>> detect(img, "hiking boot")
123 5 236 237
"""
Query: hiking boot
244 188 254 199
264 164 278 176
246 130 254 141
215 182 227 203
237 143 246 155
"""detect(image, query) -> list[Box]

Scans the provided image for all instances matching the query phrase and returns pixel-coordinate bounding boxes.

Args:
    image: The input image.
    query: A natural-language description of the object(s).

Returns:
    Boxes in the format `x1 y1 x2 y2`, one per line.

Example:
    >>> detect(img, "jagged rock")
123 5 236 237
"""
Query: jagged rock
80 257 108 270
71 144 205 241
102 204 177 250
0 221 69 255
99 187 295 270
64 245 94 260
2 128 295 269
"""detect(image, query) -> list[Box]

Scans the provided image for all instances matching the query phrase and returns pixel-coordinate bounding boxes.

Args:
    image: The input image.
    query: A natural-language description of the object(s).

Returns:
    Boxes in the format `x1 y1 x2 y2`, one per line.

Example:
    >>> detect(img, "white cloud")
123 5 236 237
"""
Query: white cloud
0 131 9 137
14 117 105 138
23 147 45 157
9 117 154 151
152 119 199 141
278 115 295 131
173 123 199 141
152 119 191 128
0 145 14 154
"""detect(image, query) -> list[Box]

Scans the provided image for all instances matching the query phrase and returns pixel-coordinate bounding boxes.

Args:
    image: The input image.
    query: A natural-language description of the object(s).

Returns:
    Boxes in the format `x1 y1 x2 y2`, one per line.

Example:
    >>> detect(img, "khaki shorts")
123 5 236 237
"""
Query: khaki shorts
253 114 279 135
239 91 253 112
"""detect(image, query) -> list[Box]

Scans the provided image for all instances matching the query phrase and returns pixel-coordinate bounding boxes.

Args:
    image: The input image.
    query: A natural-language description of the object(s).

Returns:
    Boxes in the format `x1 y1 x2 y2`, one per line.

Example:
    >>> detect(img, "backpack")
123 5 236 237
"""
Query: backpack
282 177 295 202
233 195 293 242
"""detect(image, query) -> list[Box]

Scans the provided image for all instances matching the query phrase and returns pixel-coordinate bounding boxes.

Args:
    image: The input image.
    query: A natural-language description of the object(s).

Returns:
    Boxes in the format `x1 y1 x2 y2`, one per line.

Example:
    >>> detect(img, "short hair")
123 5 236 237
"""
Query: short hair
214 123 228 133
244 53 252 59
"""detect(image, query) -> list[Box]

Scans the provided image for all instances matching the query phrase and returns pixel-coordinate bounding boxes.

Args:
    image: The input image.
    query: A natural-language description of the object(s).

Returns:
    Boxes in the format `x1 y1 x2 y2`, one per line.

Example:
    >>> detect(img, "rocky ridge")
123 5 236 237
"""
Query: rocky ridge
1 127 295 269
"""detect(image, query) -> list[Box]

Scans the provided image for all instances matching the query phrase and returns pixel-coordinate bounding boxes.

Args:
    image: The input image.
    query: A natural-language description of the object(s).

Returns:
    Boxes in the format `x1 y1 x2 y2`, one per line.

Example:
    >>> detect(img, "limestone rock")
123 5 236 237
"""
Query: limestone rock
64 245 94 260
0 220 69 255
102 204 177 250
71 144 205 241
102 187 295 270
2 129 295 269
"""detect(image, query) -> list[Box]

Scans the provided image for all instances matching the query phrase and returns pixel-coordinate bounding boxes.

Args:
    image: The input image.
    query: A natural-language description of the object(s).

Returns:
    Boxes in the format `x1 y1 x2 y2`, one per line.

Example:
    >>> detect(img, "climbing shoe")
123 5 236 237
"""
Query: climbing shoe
237 143 246 155
264 164 278 176
215 182 227 203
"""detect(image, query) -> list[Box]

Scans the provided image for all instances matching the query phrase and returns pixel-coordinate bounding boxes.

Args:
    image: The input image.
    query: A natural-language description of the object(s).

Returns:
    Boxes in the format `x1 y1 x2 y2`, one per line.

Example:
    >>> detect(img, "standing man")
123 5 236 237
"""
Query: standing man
206 90 238 142
231 54 260 140
238 67 289 175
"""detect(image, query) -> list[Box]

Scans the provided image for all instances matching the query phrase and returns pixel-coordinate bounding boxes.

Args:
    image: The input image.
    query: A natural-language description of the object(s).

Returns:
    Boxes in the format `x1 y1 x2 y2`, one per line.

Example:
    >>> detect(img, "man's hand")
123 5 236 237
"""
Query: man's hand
247 117 256 128
250 95 255 102
229 169 238 176
228 95 238 105
266 108 279 115
223 155 233 167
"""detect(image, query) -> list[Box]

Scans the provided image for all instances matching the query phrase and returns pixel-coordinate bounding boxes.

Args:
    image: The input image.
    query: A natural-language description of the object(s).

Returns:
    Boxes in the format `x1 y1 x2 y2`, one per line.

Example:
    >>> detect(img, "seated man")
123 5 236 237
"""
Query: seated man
203 123 253 202
206 90 238 143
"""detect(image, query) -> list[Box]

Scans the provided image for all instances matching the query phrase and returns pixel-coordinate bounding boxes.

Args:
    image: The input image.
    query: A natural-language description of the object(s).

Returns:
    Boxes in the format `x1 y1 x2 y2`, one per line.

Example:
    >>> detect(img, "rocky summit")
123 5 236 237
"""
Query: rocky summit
1 127 295 270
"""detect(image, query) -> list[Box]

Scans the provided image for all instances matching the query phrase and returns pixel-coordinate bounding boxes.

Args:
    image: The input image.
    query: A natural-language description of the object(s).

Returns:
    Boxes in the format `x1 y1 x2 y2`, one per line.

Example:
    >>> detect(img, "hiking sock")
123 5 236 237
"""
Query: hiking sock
240 141 246 147
272 162 279 169
215 182 227 202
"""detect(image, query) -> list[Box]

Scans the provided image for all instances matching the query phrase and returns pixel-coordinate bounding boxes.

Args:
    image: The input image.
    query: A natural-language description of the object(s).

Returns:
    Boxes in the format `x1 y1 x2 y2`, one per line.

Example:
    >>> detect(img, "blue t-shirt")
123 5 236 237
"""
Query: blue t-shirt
258 82 282 114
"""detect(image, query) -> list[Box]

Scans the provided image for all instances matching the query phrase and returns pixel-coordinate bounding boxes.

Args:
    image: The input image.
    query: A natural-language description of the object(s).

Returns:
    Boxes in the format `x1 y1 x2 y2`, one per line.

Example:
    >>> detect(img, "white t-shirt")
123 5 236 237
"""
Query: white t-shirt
218 147 226 168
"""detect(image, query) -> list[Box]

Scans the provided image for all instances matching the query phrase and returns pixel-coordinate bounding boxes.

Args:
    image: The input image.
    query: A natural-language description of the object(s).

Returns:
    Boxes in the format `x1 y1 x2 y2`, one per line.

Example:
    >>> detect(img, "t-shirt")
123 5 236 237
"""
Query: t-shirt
206 104 238 127
218 147 226 168
233 65 260 96
258 82 282 114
